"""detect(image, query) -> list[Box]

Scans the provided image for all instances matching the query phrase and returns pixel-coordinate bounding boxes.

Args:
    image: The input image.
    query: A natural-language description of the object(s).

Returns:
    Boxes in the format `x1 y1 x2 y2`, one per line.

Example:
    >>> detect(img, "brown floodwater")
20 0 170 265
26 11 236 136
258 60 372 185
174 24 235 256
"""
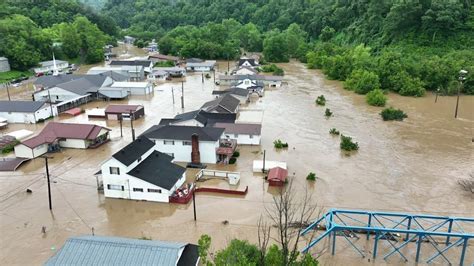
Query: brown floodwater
0 59 473 265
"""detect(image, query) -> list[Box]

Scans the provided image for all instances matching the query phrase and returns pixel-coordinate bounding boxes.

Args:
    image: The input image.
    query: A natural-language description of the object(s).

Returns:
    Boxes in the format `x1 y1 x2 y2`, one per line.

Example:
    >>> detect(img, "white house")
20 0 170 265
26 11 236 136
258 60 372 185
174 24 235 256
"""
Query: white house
34 59 69 74
14 122 110 158
106 81 153 95
101 137 186 203
238 58 259 68
219 74 283 87
234 66 258 75
0 101 55 124
141 125 225 164
87 66 144 81
213 122 262 145
186 60 216 72
147 70 169 81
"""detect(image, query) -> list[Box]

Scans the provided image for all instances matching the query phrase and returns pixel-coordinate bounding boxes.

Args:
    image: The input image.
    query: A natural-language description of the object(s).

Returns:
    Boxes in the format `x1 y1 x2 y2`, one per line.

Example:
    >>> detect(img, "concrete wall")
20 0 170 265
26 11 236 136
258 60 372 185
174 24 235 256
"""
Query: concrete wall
152 139 218 164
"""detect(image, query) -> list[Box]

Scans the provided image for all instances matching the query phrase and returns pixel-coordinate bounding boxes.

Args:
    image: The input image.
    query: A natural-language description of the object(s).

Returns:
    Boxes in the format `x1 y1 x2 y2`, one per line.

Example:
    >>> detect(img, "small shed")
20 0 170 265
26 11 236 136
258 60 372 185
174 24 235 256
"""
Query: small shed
267 167 288 186
104 105 144 120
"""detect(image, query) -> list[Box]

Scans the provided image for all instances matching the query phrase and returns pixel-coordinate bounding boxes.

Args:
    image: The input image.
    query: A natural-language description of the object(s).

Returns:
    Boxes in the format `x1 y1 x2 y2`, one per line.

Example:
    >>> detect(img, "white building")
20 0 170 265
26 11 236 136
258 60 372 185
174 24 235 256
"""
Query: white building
0 57 11 72
238 58 259 68
0 101 55 124
234 66 258 75
101 137 186 203
186 60 216 72
147 70 169 81
141 125 225 164
34 60 69 74
14 122 110 158
87 66 144 81
213 122 262 145
219 74 283 87
107 81 153 95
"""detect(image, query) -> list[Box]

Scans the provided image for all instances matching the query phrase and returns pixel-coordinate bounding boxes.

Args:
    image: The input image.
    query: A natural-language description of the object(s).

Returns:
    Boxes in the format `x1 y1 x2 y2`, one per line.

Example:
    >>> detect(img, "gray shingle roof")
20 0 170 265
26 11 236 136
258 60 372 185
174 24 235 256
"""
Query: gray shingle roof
127 151 186 190
142 125 224 142
201 94 239 114
109 60 152 67
112 137 155 166
0 101 47 113
34 75 86 88
56 75 108 95
45 235 188 266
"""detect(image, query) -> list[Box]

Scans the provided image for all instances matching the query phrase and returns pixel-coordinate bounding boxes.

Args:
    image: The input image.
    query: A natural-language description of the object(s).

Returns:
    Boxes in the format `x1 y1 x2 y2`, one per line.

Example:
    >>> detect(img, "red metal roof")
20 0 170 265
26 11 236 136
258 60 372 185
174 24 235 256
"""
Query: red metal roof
21 122 110 148
63 107 82 116
105 105 142 114
267 167 288 182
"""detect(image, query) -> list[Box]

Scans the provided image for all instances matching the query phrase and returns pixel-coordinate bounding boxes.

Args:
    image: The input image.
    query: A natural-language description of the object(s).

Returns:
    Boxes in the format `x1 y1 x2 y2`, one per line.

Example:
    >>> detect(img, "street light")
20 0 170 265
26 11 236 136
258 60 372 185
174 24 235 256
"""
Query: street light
454 69 468 118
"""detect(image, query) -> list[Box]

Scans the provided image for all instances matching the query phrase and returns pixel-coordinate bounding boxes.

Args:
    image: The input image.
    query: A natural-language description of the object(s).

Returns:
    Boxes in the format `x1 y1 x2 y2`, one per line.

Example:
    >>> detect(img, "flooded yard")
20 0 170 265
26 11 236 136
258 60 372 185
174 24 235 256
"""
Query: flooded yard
0 60 473 265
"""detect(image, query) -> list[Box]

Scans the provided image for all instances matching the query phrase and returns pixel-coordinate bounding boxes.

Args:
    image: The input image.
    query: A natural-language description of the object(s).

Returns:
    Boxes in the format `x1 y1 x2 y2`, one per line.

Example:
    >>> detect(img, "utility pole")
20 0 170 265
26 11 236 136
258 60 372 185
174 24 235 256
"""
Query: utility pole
435 88 440 103
171 87 175 104
455 70 468 118
201 72 204 83
48 90 54 116
181 81 184 109
213 69 216 83
119 118 123 137
6 82 11 101
262 150 266 173
129 110 135 141
42 156 53 210
193 190 196 221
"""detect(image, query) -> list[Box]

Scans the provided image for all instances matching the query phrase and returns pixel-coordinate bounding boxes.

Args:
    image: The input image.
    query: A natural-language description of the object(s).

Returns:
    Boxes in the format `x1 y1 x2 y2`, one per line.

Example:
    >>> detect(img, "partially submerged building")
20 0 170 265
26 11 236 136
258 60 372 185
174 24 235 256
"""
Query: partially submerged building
186 60 216 72
100 137 186 203
104 104 144 120
200 94 240 114
163 110 236 127
109 60 154 73
219 74 283 87
141 125 233 164
45 235 199 265
33 60 69 74
14 122 110 158
213 122 262 145
211 87 250 104
0 101 55 124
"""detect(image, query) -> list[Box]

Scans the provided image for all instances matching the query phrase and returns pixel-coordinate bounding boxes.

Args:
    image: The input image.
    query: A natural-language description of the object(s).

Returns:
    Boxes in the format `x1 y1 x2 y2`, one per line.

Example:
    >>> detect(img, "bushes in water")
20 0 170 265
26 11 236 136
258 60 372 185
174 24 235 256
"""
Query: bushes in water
229 157 237 164
154 60 175 67
232 151 240 157
273 139 288 149
329 128 340 135
315 95 326 106
306 172 317 181
258 64 284 76
1 140 20 154
344 69 381 94
380 107 408 121
205 73 211 79
366 89 387 106
340 135 359 151
325 108 332 117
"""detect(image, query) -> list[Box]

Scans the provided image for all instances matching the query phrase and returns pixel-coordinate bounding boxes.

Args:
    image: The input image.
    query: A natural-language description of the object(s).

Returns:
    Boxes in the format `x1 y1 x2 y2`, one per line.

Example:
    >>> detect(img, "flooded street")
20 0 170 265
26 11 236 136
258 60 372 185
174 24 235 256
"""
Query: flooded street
1 60 473 265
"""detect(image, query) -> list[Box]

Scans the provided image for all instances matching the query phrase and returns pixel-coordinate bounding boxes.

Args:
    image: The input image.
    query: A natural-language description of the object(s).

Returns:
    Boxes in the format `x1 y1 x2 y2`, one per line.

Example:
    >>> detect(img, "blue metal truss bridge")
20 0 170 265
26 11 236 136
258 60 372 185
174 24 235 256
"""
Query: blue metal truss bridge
301 209 474 265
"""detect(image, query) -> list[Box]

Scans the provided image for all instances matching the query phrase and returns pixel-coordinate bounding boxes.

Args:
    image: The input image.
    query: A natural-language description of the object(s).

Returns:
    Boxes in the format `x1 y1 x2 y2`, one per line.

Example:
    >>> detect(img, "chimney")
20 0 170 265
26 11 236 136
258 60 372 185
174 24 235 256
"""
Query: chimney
191 134 200 164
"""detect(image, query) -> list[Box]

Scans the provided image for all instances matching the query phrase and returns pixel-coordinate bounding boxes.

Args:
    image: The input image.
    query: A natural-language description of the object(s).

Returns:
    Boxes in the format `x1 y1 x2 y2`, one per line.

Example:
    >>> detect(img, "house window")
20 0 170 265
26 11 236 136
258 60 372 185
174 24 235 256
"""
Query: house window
182 141 192 146
148 188 162 193
109 167 120 175
107 184 124 191
164 140 175 145
137 156 141 163
133 188 144 192
249 135 253 139
56 95 59 100
234 134 239 138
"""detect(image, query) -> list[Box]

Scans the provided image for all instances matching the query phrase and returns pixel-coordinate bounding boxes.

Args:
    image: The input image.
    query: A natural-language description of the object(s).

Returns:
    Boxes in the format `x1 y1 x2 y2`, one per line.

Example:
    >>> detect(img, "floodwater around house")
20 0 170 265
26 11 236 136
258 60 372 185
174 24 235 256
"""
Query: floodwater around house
0 59 473 265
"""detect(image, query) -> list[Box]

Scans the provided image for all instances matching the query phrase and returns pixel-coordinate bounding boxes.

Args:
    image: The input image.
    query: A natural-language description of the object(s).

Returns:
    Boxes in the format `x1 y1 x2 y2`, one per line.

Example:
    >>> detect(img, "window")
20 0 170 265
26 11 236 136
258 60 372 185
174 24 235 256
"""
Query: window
148 188 162 193
234 134 239 138
137 156 141 163
133 188 143 192
164 140 175 145
249 135 253 139
107 184 124 191
165 153 174 157
56 95 59 100
182 141 192 146
109 167 120 175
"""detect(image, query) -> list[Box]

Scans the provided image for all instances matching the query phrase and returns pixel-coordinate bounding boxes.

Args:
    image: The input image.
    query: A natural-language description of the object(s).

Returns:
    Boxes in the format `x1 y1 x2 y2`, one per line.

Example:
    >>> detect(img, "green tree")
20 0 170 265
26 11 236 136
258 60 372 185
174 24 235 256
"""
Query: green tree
73 16 107 63
263 30 289 62
344 69 380 94
319 26 335 42
366 89 387 106
214 239 260 265
198 234 212 266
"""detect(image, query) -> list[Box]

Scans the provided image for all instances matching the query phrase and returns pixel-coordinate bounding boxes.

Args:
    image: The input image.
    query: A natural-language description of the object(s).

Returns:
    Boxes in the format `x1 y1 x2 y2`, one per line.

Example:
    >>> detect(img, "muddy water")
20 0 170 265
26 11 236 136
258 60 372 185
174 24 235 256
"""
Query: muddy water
0 60 473 265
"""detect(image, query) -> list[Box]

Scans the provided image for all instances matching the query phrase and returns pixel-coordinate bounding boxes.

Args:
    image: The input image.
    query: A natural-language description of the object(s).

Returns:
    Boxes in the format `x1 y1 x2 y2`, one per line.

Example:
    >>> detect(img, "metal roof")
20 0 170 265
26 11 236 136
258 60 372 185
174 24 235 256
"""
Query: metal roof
142 125 224 142
127 151 186 190
45 235 186 266
0 101 47 113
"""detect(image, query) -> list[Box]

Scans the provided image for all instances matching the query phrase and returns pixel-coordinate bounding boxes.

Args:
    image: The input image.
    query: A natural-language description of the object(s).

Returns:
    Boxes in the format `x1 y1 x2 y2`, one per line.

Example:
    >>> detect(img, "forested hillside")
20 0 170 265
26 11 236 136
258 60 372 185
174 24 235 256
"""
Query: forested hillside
102 0 473 96
0 0 117 70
